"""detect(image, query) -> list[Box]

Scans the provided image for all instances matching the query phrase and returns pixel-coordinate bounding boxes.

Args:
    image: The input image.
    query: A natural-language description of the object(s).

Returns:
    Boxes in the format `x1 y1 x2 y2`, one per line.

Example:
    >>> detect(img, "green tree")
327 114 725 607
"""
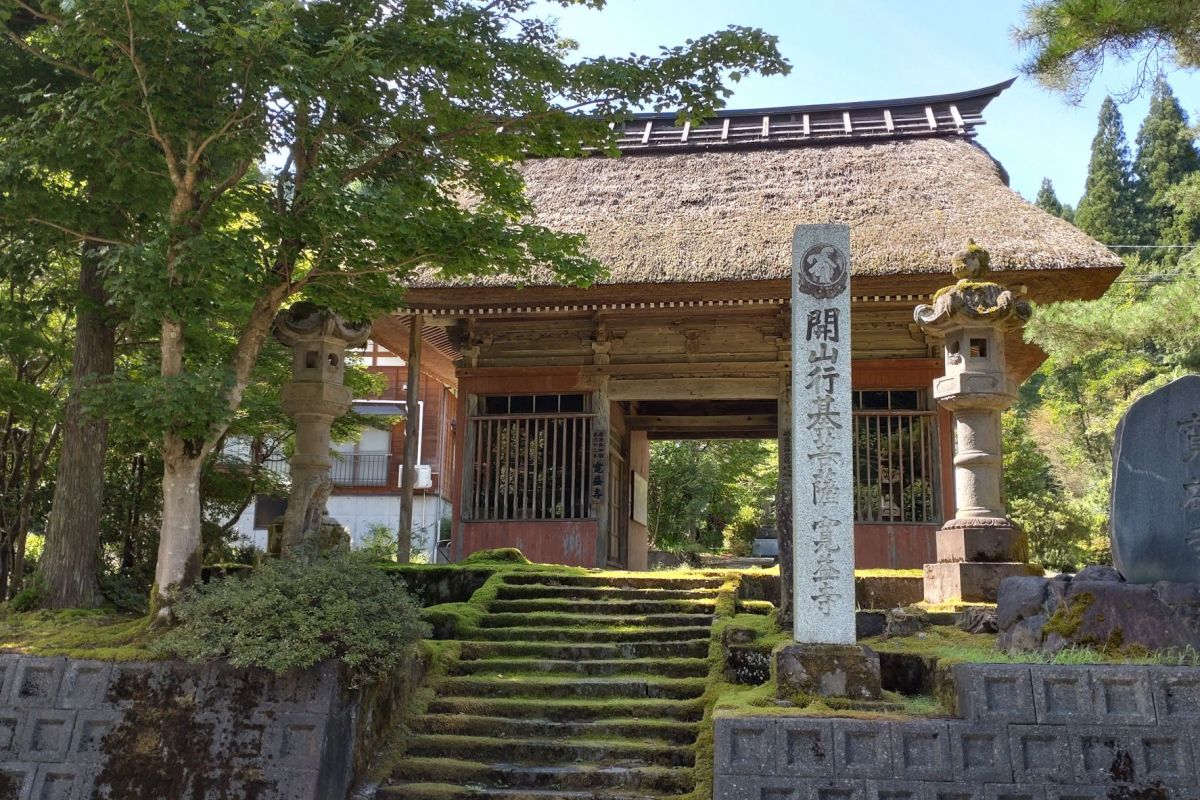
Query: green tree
1017 0 1200 101
1 0 788 616
1034 176 1075 222
1035 177 1064 216
1075 98 1138 245
1133 75 1200 258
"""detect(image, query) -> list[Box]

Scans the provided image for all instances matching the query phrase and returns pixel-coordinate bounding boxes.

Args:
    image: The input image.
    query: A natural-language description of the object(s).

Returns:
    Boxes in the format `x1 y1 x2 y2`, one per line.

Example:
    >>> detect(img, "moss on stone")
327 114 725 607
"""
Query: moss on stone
1043 591 1095 639
0 608 156 661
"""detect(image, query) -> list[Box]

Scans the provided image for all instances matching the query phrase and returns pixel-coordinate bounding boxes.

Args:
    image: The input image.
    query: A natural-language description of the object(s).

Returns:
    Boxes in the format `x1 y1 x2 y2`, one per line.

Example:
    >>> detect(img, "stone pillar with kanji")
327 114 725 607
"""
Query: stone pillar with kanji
272 303 370 560
914 241 1038 603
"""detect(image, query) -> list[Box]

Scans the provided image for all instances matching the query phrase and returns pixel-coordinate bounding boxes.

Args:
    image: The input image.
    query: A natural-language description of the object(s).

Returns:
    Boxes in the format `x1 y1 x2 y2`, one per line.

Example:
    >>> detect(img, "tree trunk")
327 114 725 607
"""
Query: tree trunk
41 244 115 609
398 315 422 563
152 436 204 621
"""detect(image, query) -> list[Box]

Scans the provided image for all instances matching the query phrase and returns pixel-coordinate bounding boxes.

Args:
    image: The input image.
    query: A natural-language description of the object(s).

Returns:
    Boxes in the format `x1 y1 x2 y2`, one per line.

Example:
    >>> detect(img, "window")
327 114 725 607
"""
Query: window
852 390 938 523
468 394 593 520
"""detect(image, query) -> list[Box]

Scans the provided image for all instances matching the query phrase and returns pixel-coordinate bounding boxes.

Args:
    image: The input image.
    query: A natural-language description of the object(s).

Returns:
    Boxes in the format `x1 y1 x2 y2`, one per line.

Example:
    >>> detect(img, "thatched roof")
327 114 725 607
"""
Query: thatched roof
419 136 1119 289
413 80 1120 291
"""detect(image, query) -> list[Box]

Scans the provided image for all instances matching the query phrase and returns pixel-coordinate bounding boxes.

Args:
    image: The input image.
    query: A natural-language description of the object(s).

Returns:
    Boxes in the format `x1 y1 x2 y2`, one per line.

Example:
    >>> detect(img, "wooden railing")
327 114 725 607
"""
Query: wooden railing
468 412 594 521
852 410 938 524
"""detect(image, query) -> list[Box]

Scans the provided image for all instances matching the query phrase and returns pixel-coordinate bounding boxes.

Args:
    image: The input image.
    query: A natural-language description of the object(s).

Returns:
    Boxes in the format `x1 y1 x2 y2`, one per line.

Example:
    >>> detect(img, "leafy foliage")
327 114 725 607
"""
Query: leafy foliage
152 552 429 687
1016 0 1200 101
1003 411 1103 571
648 439 776 552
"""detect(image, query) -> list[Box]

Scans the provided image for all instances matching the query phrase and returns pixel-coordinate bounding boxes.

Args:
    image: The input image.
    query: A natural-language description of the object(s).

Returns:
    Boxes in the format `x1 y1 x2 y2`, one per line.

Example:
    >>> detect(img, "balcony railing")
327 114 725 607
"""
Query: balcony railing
332 452 392 487
258 452 393 487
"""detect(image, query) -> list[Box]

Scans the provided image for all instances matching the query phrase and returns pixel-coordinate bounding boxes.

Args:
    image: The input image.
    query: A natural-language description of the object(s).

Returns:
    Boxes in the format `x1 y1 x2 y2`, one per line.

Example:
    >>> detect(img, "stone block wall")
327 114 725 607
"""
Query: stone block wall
0 654 361 800
715 662 1200 799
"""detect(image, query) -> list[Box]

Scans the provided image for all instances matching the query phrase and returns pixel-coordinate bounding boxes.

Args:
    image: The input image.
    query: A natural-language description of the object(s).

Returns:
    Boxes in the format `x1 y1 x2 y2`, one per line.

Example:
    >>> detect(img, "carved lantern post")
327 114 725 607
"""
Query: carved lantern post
914 241 1036 603
272 303 371 560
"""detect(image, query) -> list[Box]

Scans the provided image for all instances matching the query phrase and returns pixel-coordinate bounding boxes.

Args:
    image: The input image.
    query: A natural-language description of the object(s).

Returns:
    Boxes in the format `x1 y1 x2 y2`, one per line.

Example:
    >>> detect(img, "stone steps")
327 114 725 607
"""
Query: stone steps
468 625 713 643
403 733 695 768
479 612 714 629
488 598 718 615
378 784 673 800
495 584 719 601
457 639 711 661
386 759 693 794
450 657 710 679
435 675 707 701
381 570 722 798
409 714 699 745
501 574 723 590
424 695 706 723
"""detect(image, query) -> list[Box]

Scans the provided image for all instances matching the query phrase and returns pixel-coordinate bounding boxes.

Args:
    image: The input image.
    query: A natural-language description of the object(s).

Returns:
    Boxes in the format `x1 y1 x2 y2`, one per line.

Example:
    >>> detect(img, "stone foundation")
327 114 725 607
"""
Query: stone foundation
0 652 421 799
774 643 881 700
924 561 1038 604
716 662 1200 799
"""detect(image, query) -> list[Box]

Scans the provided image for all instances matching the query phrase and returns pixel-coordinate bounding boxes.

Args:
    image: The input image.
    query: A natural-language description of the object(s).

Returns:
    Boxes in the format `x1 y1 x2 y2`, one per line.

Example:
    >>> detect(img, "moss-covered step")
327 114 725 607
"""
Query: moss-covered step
409 714 699 745
403 733 695 768
378 781 674 800
478 612 714 629
385 757 693 794
487 598 718 615
495 584 719 601
501 574 723 590
424 695 706 723
434 674 708 700
468 625 712 643
450 656 710 678
457 639 711 660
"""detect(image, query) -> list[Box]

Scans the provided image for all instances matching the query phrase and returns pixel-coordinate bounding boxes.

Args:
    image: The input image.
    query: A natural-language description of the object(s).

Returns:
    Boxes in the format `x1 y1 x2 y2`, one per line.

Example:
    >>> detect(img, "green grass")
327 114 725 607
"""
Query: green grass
0 608 157 661
865 625 1200 667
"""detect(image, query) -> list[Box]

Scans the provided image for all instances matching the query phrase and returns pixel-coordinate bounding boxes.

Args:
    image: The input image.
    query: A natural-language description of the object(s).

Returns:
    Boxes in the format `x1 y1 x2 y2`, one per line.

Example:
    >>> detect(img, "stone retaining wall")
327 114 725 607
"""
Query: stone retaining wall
0 653 394 800
715 662 1200 799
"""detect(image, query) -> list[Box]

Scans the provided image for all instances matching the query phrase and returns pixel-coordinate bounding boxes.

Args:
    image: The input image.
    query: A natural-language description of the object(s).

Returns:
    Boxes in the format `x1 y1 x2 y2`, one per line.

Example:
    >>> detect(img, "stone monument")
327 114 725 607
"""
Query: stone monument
1112 374 1200 584
998 376 1200 653
774 224 880 700
914 241 1037 603
272 303 370 560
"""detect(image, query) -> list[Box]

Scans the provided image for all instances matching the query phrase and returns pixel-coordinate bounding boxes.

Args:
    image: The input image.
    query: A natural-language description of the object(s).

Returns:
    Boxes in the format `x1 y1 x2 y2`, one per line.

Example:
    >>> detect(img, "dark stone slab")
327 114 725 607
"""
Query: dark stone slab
775 718 834 777
953 665 1035 724
1030 666 1092 725
830 719 893 778
1111 374 1200 584
947 723 1013 783
1007 725 1072 783
715 716 776 776
891 721 951 782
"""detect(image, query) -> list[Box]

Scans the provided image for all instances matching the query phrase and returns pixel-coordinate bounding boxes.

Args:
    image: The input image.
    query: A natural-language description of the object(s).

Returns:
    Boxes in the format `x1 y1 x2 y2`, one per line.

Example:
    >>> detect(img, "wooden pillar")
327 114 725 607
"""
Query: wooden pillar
592 380 611 567
398 314 423 563
776 370 793 630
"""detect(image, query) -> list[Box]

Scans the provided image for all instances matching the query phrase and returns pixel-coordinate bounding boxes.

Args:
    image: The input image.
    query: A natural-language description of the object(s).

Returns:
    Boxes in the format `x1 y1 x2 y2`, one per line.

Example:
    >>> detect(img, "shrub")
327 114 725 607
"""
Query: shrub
152 552 429 687
8 572 46 612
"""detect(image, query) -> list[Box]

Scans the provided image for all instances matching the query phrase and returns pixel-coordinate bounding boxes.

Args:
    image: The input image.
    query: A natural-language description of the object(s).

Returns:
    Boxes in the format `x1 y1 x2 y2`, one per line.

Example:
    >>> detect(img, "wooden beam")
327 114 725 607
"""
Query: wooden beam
608 376 779 401
626 414 775 431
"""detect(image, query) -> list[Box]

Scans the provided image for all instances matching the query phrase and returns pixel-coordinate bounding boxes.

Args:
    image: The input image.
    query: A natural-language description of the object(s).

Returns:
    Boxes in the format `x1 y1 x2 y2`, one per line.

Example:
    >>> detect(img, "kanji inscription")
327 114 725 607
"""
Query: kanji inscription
791 224 855 644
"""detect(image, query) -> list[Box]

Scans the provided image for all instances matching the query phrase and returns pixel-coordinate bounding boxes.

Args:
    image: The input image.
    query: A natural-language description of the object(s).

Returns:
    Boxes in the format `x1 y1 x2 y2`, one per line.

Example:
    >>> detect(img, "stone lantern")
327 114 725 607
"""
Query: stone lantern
914 241 1037 603
272 303 371 560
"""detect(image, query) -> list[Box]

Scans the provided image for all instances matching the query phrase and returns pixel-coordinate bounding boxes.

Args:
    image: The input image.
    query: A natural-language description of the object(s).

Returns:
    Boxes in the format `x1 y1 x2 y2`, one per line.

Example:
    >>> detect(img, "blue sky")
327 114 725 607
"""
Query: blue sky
538 0 1200 207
